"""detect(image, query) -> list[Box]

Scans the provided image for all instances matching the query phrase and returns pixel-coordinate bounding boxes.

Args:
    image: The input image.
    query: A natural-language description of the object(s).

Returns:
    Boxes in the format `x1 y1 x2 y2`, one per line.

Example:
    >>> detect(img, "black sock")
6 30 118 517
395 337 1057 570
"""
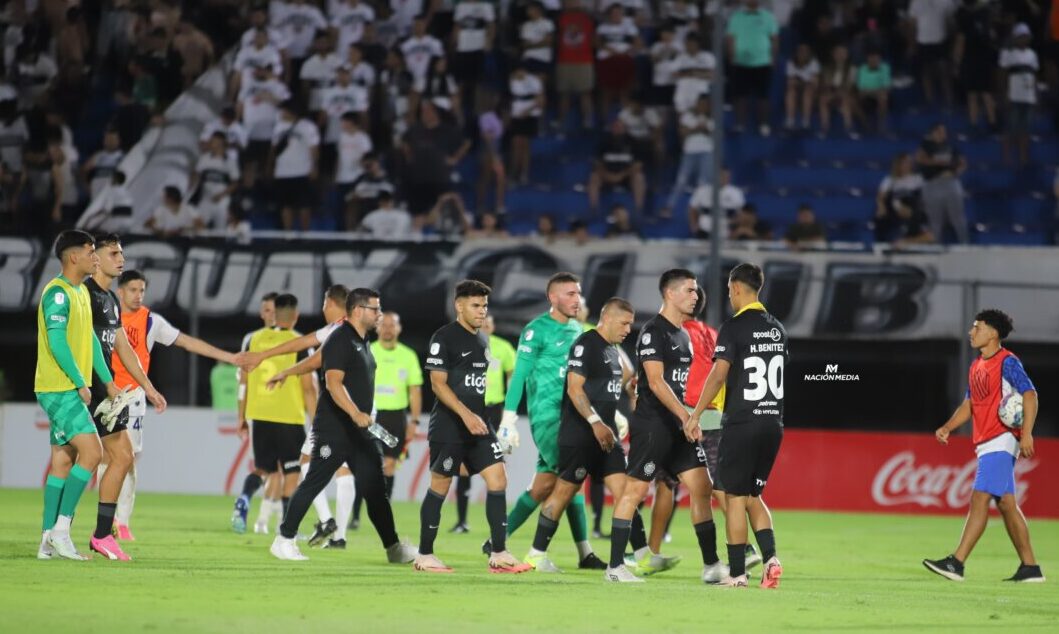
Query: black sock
629 510 648 551
755 528 776 562
94 502 117 539
609 518 632 568
455 476 471 525
352 492 363 521
590 479 604 530
486 490 507 553
694 520 719 565
728 543 747 578
383 475 395 500
281 497 290 518
531 513 559 552
241 473 263 499
418 490 445 555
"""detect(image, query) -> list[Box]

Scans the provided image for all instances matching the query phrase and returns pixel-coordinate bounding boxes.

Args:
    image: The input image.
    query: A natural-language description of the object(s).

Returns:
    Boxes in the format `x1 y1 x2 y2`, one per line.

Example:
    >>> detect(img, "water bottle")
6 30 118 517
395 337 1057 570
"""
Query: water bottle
367 422 399 448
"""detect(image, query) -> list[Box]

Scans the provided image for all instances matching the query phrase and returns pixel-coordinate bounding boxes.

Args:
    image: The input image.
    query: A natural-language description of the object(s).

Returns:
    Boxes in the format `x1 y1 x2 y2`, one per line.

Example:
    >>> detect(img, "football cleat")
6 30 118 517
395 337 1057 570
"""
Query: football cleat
231 496 249 534
90 535 131 561
449 523 470 534
603 565 644 583
387 541 419 564
253 519 269 535
114 523 136 541
702 561 730 584
308 518 338 547
322 538 346 549
760 556 782 589
413 554 454 573
270 536 308 561
525 552 563 573
637 552 682 576
37 531 54 560
47 531 88 561
719 574 749 588
489 550 532 574
578 552 608 570
744 544 762 570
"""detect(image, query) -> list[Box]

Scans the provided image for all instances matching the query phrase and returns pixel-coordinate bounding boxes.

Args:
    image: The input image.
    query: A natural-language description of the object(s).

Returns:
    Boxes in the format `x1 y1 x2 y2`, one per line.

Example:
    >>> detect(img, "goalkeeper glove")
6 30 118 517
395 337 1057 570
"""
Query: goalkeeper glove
497 410 520 453
93 386 136 432
614 410 629 441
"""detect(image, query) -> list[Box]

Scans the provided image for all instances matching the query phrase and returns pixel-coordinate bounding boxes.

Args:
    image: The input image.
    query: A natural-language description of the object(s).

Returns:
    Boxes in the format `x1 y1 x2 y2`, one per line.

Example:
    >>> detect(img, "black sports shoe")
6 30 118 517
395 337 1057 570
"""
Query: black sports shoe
923 555 965 581
481 538 492 555
579 552 608 570
349 518 360 531
449 523 470 534
308 518 337 547
1004 564 1046 583
323 538 346 549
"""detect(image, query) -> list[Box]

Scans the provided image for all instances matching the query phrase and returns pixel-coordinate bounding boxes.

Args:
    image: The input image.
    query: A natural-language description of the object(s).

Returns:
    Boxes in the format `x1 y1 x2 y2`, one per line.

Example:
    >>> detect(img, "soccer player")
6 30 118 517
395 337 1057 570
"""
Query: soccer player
414 280 530 573
451 314 515 533
245 285 357 545
525 298 662 573
271 288 416 564
238 294 318 534
85 234 168 560
689 263 787 588
923 309 1045 583
36 231 130 560
492 272 604 569
348 311 422 529
606 268 724 584
110 270 239 540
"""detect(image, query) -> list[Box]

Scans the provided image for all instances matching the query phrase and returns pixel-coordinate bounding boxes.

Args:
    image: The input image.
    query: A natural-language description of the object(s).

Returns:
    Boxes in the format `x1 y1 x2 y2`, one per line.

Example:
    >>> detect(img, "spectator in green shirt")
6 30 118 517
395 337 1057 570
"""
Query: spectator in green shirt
726 0 779 136
210 362 239 410
856 49 892 134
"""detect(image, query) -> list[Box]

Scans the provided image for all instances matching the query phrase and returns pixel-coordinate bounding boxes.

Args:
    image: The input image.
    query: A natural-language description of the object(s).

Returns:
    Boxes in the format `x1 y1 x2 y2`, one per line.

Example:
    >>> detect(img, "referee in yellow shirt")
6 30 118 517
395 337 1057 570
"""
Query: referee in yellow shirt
350 311 422 529
451 315 516 533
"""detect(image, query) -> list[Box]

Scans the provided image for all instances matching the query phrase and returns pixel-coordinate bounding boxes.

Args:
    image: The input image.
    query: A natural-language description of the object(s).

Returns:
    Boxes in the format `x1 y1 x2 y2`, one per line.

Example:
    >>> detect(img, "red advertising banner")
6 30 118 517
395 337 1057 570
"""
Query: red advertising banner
764 430 1058 518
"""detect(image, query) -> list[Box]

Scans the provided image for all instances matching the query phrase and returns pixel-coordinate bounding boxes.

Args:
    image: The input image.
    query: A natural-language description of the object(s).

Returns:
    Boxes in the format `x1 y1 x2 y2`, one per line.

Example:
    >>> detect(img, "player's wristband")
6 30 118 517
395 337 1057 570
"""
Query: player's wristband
587 414 602 424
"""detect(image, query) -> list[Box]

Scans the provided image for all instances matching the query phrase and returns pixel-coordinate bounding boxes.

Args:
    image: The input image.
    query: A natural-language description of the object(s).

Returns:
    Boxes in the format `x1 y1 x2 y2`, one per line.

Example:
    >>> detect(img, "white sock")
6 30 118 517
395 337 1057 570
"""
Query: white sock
576 540 593 560
53 515 72 532
334 474 355 541
312 490 333 523
528 547 546 557
115 463 137 526
635 546 652 561
255 497 274 524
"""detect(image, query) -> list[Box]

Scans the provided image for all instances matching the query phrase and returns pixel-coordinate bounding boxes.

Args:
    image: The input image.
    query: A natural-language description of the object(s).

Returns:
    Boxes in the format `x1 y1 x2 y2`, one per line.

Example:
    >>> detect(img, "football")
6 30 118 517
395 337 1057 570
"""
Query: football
998 379 1024 429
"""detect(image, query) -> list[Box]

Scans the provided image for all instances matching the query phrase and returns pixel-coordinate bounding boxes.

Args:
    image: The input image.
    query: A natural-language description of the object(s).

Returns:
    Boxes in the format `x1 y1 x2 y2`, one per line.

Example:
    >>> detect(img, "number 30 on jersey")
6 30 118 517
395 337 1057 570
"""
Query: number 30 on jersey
743 355 783 401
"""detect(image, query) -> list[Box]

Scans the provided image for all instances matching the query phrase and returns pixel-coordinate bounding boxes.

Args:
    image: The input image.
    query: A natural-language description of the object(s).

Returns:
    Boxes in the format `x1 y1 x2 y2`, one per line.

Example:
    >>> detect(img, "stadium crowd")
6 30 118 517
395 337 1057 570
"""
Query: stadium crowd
0 0 1056 246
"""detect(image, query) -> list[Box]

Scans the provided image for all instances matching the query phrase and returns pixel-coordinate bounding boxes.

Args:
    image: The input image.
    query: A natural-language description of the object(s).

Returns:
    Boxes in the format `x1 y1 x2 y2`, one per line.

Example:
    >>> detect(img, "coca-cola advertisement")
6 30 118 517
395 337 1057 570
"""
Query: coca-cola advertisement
764 430 1059 518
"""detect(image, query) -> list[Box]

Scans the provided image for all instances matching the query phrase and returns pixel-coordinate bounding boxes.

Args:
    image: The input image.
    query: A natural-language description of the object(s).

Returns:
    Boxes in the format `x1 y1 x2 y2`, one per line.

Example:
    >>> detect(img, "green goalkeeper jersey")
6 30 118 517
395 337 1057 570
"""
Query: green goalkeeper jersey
503 311 583 426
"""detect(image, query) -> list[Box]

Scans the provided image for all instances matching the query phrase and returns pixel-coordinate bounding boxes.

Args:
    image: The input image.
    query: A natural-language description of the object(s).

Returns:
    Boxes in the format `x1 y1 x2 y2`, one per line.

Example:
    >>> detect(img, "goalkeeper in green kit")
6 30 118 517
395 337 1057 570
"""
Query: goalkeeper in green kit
484 272 606 569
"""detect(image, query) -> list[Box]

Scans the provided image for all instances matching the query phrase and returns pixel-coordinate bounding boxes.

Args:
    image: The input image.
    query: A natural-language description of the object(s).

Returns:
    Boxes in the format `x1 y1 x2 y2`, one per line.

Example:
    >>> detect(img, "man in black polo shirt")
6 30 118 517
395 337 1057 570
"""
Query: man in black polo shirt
916 123 968 244
689 263 788 589
270 288 416 564
605 269 724 584
414 280 531 574
587 119 646 218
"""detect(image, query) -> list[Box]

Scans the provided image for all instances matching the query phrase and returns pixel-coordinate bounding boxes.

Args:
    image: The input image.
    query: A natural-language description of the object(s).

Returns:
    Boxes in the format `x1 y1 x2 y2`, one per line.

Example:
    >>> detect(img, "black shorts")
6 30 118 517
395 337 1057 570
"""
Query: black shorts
376 409 409 458
273 176 314 209
405 181 450 215
523 59 552 77
701 429 723 491
733 65 772 100
649 83 675 107
559 443 627 485
244 140 271 167
430 433 504 477
453 50 486 84
484 403 504 429
510 116 538 138
626 415 707 483
917 43 947 65
252 420 306 474
90 381 128 438
718 421 783 497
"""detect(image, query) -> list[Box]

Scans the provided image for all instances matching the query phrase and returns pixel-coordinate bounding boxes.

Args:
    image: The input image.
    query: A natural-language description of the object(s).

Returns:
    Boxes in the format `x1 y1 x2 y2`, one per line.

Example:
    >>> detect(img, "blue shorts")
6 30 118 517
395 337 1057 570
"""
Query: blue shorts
972 451 1016 498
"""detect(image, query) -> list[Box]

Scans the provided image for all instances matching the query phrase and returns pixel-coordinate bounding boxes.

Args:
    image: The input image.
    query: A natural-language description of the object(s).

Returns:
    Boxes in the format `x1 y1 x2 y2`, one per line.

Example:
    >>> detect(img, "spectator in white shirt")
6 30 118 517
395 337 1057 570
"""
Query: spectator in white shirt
400 16 444 93
360 190 413 239
318 64 370 176
200 105 248 156
76 170 134 233
452 0 496 113
346 152 394 230
335 112 373 210
189 132 240 229
595 4 641 117
237 65 290 187
617 96 663 174
145 185 204 237
784 43 819 130
346 44 377 90
688 168 746 239
906 0 956 106
649 25 683 113
665 94 713 215
81 128 124 200
299 31 342 112
331 0 376 57
509 64 544 185
520 2 555 86
240 5 291 58
272 0 328 65
232 27 285 99
999 23 1038 167
673 34 714 114
270 100 320 230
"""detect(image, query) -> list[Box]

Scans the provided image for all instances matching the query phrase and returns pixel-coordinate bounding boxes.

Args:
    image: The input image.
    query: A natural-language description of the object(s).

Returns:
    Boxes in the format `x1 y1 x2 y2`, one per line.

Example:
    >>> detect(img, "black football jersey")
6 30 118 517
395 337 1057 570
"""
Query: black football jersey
713 306 789 426
635 315 692 427
85 277 120 371
425 321 490 441
560 329 624 446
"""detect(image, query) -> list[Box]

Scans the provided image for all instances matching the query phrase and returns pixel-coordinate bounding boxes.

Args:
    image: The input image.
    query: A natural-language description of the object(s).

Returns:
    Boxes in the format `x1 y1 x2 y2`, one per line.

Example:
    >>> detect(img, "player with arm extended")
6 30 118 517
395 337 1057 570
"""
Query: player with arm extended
413 280 531 574
923 309 1044 583
487 272 604 569
110 269 238 541
690 263 788 588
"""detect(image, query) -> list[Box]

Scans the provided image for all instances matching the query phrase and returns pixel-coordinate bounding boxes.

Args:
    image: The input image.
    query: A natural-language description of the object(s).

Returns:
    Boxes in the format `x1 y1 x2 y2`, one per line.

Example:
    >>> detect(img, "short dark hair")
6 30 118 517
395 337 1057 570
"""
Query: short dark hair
547 272 580 293
53 230 94 261
325 284 349 305
693 285 707 318
346 287 381 313
602 297 634 315
274 293 298 310
658 268 696 296
729 263 764 292
163 186 182 202
261 292 279 303
455 279 491 299
975 308 1014 340
94 233 121 249
118 270 146 287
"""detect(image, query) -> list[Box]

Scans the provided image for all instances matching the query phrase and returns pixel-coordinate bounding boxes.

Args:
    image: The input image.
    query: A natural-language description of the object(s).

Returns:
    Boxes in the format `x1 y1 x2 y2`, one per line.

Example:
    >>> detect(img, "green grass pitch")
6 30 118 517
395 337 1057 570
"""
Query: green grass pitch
0 488 1056 633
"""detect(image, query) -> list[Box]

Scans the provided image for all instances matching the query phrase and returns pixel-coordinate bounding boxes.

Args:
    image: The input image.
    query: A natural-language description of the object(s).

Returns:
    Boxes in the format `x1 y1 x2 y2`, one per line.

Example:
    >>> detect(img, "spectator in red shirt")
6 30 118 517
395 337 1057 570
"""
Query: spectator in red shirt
555 0 596 130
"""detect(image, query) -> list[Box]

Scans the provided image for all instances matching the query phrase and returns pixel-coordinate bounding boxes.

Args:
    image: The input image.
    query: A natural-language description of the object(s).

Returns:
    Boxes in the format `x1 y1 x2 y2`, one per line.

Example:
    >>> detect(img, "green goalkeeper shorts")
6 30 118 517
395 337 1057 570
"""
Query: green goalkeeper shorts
36 390 96 446
530 418 561 474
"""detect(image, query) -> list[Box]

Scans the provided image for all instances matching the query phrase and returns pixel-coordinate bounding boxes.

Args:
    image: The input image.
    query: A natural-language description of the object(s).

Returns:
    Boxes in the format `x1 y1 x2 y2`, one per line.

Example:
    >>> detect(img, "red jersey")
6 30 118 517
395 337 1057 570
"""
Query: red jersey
968 348 1022 445
557 11 595 65
683 320 721 409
